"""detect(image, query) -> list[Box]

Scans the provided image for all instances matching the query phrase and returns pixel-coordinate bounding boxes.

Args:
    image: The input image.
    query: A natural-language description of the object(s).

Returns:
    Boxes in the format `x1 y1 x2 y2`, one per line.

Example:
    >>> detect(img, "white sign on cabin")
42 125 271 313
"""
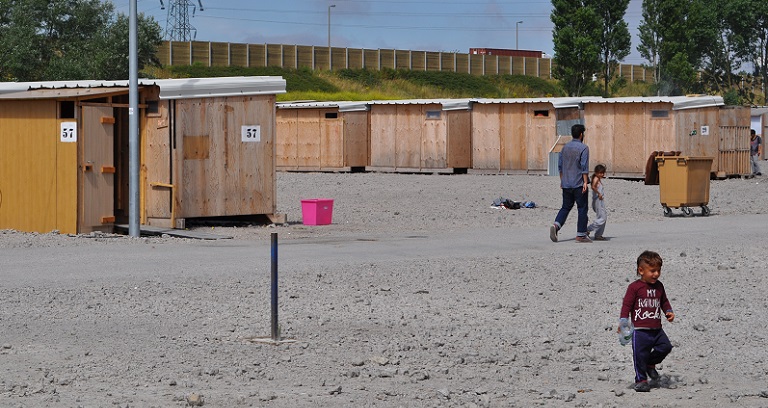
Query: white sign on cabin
60 122 77 143
241 125 261 142
701 125 709 136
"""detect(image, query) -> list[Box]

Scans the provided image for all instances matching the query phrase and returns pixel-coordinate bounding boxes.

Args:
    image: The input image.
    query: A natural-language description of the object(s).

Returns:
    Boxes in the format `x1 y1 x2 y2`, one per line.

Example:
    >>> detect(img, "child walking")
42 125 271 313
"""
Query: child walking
619 250 675 392
587 164 607 240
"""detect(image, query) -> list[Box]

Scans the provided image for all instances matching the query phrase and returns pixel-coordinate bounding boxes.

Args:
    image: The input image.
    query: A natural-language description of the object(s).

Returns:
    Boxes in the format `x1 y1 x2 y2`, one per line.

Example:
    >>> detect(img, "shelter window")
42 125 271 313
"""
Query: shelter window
325 112 338 119
534 110 549 117
59 101 75 119
146 100 159 116
426 110 441 120
651 110 670 119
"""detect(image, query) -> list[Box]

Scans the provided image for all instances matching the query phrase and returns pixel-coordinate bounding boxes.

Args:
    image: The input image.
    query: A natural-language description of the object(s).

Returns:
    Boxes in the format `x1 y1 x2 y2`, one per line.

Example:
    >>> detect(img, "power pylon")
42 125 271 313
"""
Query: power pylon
159 0 204 41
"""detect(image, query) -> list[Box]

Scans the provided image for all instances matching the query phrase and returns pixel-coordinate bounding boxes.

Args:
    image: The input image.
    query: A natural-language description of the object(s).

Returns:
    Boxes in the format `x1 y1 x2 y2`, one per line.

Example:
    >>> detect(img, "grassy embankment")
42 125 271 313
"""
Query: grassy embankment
144 64 655 101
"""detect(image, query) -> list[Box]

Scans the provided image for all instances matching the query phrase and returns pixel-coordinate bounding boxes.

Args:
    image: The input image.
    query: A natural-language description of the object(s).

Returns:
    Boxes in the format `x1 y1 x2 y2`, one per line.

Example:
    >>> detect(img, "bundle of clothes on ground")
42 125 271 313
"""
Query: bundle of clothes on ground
491 197 536 210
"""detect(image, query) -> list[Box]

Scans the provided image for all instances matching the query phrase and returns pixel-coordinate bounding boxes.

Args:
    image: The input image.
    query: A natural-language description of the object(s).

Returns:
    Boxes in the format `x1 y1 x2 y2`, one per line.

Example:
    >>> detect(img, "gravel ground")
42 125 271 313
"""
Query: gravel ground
2 163 768 407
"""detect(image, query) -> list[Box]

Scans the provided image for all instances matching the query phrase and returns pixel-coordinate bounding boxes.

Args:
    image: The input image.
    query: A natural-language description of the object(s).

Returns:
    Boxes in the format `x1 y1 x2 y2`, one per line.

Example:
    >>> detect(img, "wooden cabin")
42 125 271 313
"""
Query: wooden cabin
368 99 472 173
470 97 589 173
0 77 286 234
275 101 369 172
582 96 751 178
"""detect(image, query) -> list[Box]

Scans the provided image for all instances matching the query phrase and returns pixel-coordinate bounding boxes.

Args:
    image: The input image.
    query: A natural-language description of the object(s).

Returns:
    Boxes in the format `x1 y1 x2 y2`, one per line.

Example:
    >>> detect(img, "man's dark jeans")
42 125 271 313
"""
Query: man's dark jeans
554 187 588 236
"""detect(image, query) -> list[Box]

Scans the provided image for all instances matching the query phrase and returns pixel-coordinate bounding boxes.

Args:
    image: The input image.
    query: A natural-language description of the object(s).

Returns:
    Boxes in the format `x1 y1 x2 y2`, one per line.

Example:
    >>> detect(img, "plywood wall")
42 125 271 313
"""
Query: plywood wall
644 103 676 154
395 104 424 168
370 105 397 168
611 104 646 175
717 106 751 176
320 110 343 168
80 106 115 233
296 109 321 168
674 107 720 158
143 92 174 224
499 103 527 171
525 103 557 171
0 100 78 233
583 103 750 177
471 104 503 171
343 111 369 168
276 108 364 170
369 103 466 171
471 102 555 172
422 105 447 169
173 95 276 219
275 109 299 169
583 104 614 173
447 110 471 168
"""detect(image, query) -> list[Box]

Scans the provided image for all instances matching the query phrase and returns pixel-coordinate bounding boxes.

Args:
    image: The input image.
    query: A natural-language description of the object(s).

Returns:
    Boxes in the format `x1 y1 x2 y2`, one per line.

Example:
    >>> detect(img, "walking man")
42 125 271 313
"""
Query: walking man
550 123 591 243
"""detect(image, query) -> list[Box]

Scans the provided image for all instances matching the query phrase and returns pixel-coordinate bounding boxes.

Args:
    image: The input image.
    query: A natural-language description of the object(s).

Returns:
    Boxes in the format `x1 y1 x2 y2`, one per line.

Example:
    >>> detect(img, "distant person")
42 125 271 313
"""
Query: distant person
587 164 607 240
619 250 675 392
750 129 762 176
550 124 590 243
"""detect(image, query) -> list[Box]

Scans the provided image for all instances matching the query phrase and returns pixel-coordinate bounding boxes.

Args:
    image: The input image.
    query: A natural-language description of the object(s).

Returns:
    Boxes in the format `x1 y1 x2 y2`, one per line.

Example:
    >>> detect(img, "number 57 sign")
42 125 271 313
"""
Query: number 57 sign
241 125 261 142
61 122 77 142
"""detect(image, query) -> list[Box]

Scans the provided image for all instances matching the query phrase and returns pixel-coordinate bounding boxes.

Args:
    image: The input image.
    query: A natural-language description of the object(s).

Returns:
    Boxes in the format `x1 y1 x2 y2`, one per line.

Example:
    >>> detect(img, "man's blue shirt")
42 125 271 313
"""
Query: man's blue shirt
558 139 589 189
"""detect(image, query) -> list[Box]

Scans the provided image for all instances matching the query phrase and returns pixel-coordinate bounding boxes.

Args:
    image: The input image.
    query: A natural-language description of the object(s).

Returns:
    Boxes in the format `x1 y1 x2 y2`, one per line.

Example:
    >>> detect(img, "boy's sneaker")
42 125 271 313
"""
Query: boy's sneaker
575 236 592 243
647 366 660 380
634 381 651 392
549 225 558 242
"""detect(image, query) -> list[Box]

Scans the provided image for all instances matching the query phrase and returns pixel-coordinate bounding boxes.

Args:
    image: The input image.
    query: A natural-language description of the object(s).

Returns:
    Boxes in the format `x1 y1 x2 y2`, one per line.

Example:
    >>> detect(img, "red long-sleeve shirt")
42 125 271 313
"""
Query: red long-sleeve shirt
620 280 673 329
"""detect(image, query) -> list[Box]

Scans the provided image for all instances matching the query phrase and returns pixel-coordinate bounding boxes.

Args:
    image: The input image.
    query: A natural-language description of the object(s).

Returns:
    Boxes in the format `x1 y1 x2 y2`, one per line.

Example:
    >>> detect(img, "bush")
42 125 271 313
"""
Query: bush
336 69 382 87
494 75 565 97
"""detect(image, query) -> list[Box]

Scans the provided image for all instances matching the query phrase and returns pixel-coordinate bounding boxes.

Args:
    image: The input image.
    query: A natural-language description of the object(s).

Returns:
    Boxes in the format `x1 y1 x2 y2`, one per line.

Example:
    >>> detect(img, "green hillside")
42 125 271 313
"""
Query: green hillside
143 64 631 101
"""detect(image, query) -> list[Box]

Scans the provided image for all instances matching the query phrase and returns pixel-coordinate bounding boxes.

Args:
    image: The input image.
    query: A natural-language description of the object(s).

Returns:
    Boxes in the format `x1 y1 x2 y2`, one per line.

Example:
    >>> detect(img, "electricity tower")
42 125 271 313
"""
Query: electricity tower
159 0 204 41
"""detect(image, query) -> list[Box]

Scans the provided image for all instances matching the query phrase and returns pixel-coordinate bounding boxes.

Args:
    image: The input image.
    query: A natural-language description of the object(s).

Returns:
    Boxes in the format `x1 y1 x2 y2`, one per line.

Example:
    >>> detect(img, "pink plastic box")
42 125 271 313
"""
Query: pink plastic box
300 199 334 225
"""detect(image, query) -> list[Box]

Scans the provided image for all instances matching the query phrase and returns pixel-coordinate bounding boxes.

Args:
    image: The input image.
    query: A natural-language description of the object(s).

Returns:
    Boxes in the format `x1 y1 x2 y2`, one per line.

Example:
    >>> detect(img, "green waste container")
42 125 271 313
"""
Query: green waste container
655 155 713 217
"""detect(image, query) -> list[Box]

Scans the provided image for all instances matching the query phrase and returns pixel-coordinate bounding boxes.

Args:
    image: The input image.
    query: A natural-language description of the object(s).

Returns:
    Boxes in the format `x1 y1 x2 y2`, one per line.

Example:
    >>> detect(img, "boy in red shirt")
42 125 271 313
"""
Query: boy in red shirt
619 250 675 392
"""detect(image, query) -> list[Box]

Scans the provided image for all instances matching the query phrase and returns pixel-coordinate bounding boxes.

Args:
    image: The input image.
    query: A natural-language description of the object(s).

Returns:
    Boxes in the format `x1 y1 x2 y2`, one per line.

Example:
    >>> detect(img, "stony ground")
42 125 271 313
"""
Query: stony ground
1 163 768 407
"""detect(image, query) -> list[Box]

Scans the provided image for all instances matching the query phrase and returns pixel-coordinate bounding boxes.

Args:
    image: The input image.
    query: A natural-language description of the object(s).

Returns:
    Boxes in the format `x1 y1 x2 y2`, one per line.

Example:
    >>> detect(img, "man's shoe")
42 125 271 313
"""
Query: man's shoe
549 225 558 242
575 236 592 243
647 366 660 380
634 381 651 392
757 172 763 176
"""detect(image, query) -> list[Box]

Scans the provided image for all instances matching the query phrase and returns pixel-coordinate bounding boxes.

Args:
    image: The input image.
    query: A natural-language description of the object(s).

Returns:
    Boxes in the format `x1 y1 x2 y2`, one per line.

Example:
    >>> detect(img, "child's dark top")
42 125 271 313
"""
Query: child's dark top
620 280 673 329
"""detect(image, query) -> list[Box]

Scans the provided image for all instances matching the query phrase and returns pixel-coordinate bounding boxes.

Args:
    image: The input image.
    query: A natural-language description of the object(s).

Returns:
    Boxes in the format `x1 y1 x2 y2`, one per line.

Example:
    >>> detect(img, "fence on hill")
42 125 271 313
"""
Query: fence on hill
156 41 654 83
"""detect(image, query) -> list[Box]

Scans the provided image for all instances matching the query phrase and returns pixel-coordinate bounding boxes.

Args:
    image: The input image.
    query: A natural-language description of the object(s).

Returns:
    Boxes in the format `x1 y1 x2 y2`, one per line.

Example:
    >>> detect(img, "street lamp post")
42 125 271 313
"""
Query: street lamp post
328 4 336 49
328 4 336 70
516 20 523 50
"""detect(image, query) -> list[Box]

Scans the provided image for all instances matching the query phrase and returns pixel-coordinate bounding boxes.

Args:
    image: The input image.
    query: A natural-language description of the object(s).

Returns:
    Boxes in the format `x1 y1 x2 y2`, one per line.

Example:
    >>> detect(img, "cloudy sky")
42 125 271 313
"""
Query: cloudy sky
123 0 647 65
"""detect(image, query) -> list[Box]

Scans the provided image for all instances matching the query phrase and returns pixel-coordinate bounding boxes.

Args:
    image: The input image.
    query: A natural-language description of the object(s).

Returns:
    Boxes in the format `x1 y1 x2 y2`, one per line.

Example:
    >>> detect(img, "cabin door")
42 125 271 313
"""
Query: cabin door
80 105 115 233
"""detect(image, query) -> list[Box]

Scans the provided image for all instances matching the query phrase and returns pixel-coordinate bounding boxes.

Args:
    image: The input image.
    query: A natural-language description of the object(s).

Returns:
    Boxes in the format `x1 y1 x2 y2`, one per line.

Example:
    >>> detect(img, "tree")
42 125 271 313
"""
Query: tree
637 0 662 85
593 0 631 96
637 0 715 95
0 0 162 81
727 0 768 104
551 0 602 96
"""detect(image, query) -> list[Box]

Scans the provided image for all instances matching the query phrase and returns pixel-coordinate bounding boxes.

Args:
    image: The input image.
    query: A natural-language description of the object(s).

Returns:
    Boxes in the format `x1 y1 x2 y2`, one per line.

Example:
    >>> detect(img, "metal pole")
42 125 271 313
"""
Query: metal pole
516 21 523 50
270 232 279 340
327 5 335 49
328 4 335 70
129 0 140 237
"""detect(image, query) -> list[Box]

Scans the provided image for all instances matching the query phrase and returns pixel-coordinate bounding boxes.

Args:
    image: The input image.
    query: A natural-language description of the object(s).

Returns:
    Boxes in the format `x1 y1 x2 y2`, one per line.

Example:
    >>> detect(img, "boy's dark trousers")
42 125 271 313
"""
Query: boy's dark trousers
632 328 673 382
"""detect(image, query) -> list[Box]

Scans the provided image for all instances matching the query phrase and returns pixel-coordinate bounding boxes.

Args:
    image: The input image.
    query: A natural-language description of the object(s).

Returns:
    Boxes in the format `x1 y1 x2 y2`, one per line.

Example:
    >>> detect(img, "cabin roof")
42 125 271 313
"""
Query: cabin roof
277 101 370 112
0 76 286 100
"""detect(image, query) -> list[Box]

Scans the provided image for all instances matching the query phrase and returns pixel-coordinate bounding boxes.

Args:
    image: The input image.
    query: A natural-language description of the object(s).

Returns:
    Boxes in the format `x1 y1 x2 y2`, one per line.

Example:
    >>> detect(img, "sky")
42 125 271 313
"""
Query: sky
120 0 648 66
